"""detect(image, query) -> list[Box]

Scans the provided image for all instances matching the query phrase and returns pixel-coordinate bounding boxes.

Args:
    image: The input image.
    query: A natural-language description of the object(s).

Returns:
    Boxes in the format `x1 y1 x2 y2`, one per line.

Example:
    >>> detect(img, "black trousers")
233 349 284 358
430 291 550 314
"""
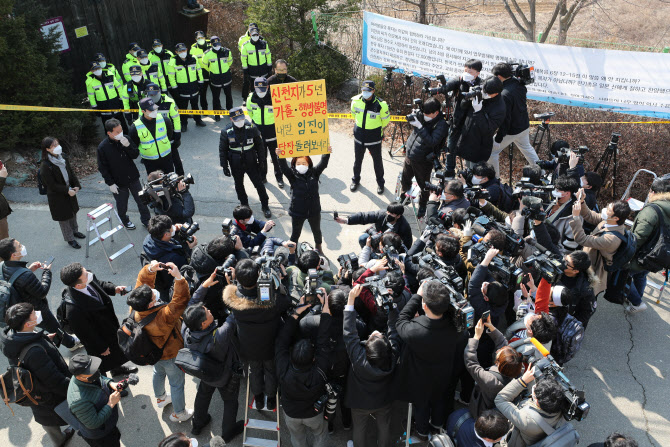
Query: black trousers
81 426 121 447
171 145 185 176
101 113 128 134
193 376 240 434
291 214 323 245
34 300 76 348
174 94 203 128
351 404 393 447
142 155 175 176
353 141 384 186
211 84 233 113
400 157 433 208
445 128 460 173
414 395 447 435
261 139 283 182
242 75 251 101
248 359 277 397
114 178 152 226
199 79 211 110
229 153 269 208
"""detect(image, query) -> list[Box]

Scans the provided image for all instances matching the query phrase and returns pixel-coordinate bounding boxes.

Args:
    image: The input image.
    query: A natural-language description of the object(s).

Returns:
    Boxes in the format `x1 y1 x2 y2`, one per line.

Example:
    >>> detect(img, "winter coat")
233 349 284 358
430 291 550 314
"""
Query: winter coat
630 192 670 272
67 375 118 434
267 73 298 85
1 261 50 306
153 191 195 225
189 244 228 322
347 210 413 250
393 294 459 404
132 265 189 360
278 155 330 219
442 75 483 131
142 234 190 294
61 273 127 373
222 284 291 361
545 198 577 253
405 112 449 162
0 328 71 426
480 177 502 206
0 177 13 220
426 196 471 220
40 156 80 222
276 314 331 419
468 264 506 326
455 94 506 163
554 271 597 329
494 77 530 142
96 136 141 188
231 217 268 249
298 307 348 378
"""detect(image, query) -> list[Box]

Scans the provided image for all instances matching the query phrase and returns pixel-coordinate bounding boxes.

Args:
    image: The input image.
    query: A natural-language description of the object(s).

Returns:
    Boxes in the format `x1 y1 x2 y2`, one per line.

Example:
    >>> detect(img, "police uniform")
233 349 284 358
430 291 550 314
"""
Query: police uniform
136 49 167 92
190 30 211 111
85 61 128 133
148 39 175 87
129 97 176 175
122 65 150 123
167 43 205 130
238 23 257 101
202 35 233 120
240 27 271 101
219 107 271 217
93 53 123 85
141 83 184 176
246 77 283 186
121 42 141 83
350 80 390 193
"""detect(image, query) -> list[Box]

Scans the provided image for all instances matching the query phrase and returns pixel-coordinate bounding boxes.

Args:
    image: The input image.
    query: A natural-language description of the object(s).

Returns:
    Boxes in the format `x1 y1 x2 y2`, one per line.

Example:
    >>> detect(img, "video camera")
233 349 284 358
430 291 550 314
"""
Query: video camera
364 222 394 248
382 65 395 83
556 146 590 165
337 253 359 277
405 98 424 123
412 253 465 293
489 255 525 289
420 278 474 332
221 218 232 235
508 61 535 85
523 250 564 285
464 185 490 203
138 172 195 210
380 245 400 271
471 215 525 256
175 222 200 244
512 180 555 205
304 268 325 304
520 196 547 221
361 275 394 311
254 254 288 304
215 254 237 280
116 373 139 392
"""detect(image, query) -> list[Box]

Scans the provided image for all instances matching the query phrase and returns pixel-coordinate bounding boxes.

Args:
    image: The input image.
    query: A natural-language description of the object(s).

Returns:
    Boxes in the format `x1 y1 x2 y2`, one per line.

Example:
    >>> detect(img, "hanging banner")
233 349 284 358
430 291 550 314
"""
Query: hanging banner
362 11 670 118
271 79 330 158
41 17 70 53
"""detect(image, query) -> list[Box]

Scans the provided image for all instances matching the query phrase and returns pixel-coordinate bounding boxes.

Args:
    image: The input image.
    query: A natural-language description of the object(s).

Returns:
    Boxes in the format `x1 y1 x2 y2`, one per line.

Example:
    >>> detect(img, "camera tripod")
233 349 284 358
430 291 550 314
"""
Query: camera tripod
386 71 416 158
531 112 555 158
594 134 621 199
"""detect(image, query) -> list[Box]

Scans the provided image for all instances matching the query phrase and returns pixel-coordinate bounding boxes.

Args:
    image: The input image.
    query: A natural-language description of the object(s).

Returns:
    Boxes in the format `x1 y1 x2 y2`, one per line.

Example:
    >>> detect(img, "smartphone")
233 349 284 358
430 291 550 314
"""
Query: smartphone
333 211 339 220
158 262 169 270
53 328 65 348
45 256 55 266
259 286 271 302
482 310 491 322
120 286 133 296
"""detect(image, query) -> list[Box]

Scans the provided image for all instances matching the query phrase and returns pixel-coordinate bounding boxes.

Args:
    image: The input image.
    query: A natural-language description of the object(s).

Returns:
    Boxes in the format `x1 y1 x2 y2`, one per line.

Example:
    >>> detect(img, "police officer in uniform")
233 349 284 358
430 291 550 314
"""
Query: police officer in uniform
122 65 150 124
129 98 177 175
149 39 175 85
350 80 390 194
240 27 272 101
142 83 184 175
167 43 206 131
247 77 283 187
202 35 233 121
219 107 272 218
190 30 211 111
121 42 141 83
85 61 128 134
93 53 122 85
238 23 258 99
137 49 167 93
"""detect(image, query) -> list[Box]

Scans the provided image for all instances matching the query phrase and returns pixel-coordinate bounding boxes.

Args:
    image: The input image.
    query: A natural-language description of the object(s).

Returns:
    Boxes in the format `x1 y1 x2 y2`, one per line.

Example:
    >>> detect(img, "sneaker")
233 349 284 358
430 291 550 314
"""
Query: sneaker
157 393 172 409
170 408 194 422
625 301 648 314
267 396 277 411
68 341 84 352
350 181 359 192
124 220 136 230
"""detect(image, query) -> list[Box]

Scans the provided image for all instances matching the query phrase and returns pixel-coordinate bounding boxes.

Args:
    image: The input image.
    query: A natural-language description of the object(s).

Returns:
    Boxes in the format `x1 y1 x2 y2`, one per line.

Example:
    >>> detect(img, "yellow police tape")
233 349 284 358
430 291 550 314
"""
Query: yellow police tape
1 104 669 125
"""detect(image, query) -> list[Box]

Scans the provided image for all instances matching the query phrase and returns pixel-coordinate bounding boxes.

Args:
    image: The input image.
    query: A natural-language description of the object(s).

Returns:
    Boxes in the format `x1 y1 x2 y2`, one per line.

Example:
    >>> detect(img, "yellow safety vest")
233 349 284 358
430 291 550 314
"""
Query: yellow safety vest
246 93 274 126
134 114 171 160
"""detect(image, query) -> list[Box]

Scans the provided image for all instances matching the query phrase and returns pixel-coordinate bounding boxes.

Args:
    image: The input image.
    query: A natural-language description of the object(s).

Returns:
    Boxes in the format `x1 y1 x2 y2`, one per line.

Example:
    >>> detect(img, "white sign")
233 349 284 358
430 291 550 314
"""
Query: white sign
362 12 670 119
41 17 70 53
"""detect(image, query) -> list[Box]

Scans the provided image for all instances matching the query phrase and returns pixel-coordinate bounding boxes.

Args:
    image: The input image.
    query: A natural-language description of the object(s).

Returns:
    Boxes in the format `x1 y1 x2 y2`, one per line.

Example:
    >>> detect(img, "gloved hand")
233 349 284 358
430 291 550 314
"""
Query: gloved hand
223 167 231 177
472 96 483 113
109 184 119 195
119 136 130 147
174 132 181 143
409 117 422 129
124 113 133 123
420 227 433 243
463 220 474 237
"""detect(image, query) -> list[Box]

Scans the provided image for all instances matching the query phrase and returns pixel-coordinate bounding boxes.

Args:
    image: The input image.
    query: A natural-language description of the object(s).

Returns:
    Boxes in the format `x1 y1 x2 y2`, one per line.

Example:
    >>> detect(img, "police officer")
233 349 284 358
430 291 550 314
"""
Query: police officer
247 77 283 187
137 48 167 93
190 30 211 111
267 59 297 85
240 27 272 101
129 97 177 175
149 39 175 85
202 35 233 121
350 80 390 194
142 83 184 176
122 65 149 123
93 53 122 85
167 43 206 131
219 107 272 218
85 61 128 134
121 42 141 83
238 23 258 98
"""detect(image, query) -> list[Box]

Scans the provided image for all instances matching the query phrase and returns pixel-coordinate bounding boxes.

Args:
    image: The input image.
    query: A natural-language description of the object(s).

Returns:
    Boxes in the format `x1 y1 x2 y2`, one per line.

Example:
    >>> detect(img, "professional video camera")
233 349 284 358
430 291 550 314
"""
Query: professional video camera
304 268 325 304
489 255 525 288
361 275 394 311
364 222 394 248
337 253 359 277
138 172 195 209
221 218 232 235
471 215 525 256
382 65 395 83
215 254 237 280
175 222 200 244
520 196 547 221
419 278 474 332
405 98 424 123
254 254 288 304
423 217 448 239
380 245 400 271
466 237 490 266
512 180 555 204
508 61 535 85
115 373 139 392
464 185 490 203
412 253 465 293
523 250 564 284
462 86 483 101
556 146 589 165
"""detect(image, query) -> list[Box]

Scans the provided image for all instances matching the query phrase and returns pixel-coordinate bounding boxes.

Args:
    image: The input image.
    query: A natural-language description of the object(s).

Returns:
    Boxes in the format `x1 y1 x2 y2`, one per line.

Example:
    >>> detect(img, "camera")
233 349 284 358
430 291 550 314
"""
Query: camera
412 253 464 293
361 275 395 311
365 223 393 248
462 86 482 101
513 181 555 204
423 217 448 240
314 381 343 416
304 268 324 303
457 167 473 184
176 222 200 244
556 146 589 165
420 277 474 332
380 245 400 271
138 172 195 210
521 196 547 221
254 254 287 304
337 253 359 276
464 185 490 203
215 254 237 280
221 218 232 235
466 238 490 266
382 65 395 83
523 250 565 284
405 98 423 123
116 373 139 392
421 77 433 94
471 215 525 256
508 61 535 85
488 255 525 289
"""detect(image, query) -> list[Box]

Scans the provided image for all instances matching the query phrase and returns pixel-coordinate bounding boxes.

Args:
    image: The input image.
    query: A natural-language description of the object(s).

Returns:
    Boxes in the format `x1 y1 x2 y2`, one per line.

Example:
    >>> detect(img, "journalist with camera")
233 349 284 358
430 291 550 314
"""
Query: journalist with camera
335 201 413 251
426 179 471 220
286 249 336 304
459 162 503 206
400 96 449 217
142 170 195 225
488 62 540 177
230 205 277 252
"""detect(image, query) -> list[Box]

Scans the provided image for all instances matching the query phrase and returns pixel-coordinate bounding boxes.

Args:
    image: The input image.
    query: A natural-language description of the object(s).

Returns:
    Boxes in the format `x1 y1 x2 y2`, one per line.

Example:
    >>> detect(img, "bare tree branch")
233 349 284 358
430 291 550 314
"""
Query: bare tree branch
396 0 420 8
510 0 532 28
502 0 532 40
539 2 561 42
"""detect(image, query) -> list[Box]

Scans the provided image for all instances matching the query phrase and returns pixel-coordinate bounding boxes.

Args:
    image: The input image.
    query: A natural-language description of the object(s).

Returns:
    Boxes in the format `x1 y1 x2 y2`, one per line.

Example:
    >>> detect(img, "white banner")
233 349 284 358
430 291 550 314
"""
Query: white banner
362 12 670 119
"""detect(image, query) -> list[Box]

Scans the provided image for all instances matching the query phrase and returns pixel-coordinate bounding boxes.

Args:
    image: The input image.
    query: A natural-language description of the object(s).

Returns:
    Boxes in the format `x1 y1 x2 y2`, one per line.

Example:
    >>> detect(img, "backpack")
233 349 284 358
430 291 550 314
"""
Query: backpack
527 408 580 447
497 181 515 213
0 342 45 415
603 269 631 305
117 306 168 366
636 203 670 273
175 330 224 382
36 169 48 195
0 262 29 326
603 230 637 272
56 291 77 334
550 314 584 365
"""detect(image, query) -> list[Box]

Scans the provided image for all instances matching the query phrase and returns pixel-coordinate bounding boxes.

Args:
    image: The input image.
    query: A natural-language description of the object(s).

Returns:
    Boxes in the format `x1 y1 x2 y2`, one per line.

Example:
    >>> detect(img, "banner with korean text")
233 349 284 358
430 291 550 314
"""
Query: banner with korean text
362 11 670 119
271 79 330 158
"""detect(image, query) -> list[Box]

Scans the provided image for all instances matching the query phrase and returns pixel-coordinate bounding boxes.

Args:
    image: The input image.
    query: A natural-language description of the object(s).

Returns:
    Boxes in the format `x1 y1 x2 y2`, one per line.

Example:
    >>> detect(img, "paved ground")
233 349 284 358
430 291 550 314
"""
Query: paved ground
0 88 668 447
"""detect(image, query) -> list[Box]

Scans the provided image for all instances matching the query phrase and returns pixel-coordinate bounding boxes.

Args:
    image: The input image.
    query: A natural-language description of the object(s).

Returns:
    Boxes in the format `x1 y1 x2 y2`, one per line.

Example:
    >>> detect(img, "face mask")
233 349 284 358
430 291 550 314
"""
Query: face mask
86 371 101 383
112 132 124 140
19 245 27 257
256 89 267 98
178 52 187 59
462 72 475 82
34 311 43 326
233 120 245 128
148 93 161 104
362 91 373 99
277 73 287 81
552 190 564 199
99 61 107 68
51 145 63 155
296 165 308 174
601 209 609 221
190 439 199 447
155 46 163 53
251 35 259 42
387 214 396 223
424 114 434 122
140 58 149 65
471 176 483 185
93 69 102 77
151 289 161 305
149 110 158 119
247 215 255 225
85 272 93 286
213 44 221 50
131 75 142 83
197 38 206 45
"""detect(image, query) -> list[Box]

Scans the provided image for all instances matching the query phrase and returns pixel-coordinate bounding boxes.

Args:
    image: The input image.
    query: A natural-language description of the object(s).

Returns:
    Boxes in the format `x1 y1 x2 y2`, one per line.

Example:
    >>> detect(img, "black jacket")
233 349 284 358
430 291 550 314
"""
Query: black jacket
480 177 502 206
0 328 71 426
494 77 530 143
442 76 483 130
405 112 449 162
40 156 81 222
267 73 297 85
468 264 505 326
0 177 13 220
394 294 459 404
455 94 506 163
172 54 202 95
276 314 331 419
189 244 228 323
279 155 330 219
152 191 195 225
96 136 141 188
347 210 413 250
2 261 50 306
298 307 348 378
219 122 266 172
555 273 596 328
343 307 399 409
222 284 291 361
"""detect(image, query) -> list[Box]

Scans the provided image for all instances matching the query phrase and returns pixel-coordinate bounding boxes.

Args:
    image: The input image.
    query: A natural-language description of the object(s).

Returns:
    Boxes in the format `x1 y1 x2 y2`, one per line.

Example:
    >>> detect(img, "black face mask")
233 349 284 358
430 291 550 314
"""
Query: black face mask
277 73 287 81
387 214 396 223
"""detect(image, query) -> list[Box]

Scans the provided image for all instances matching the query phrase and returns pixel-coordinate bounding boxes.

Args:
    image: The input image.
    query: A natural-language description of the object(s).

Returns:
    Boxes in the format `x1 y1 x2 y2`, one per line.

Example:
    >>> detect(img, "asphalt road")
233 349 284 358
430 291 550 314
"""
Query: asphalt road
0 89 667 447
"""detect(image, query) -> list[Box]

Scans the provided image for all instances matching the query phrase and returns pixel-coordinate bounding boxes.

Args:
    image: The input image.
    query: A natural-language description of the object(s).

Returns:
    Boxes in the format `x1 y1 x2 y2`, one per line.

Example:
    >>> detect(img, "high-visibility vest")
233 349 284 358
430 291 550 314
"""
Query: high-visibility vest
190 42 211 73
103 63 123 85
350 94 390 130
85 74 122 107
246 93 274 126
149 50 175 80
240 40 271 70
121 53 139 82
203 48 232 75
139 62 167 91
168 57 203 87
134 114 171 160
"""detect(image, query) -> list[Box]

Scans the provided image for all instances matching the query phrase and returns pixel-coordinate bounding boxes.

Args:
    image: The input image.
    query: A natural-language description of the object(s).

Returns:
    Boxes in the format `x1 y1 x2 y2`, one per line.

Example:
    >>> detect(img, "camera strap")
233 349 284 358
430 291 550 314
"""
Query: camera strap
528 407 561 435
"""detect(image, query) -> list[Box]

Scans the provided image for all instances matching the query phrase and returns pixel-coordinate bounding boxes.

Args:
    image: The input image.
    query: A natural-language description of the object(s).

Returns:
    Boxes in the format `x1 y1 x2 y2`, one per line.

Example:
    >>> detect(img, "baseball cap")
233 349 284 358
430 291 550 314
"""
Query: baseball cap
129 42 140 52
229 107 245 122
93 53 105 62
152 39 162 47
136 49 148 59
139 97 158 112
69 354 102 376
129 65 142 75
175 43 187 52
250 28 260 37
362 80 376 92
254 77 269 91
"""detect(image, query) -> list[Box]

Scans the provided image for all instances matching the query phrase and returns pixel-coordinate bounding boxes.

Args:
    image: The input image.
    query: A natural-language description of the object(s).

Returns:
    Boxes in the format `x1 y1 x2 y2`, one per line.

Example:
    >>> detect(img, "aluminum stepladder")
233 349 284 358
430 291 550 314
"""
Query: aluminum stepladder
242 367 281 447
85 203 139 274
395 173 425 234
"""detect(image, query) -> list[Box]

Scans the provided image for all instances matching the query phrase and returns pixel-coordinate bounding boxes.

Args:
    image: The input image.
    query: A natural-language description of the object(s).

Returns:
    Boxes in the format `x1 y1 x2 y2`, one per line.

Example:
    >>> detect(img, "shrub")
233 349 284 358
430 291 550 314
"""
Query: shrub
288 44 351 92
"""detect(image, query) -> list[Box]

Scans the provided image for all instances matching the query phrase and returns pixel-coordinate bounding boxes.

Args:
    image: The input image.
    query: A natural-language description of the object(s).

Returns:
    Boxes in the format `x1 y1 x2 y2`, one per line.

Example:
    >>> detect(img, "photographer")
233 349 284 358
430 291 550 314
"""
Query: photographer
146 171 195 225
426 180 470 219
223 258 291 411
495 367 565 447
445 409 509 447
275 294 332 447
230 205 276 252
588 433 639 447
488 62 539 177
546 175 580 253
400 97 449 217
335 202 413 250
286 250 335 303
462 162 502 207
359 231 404 267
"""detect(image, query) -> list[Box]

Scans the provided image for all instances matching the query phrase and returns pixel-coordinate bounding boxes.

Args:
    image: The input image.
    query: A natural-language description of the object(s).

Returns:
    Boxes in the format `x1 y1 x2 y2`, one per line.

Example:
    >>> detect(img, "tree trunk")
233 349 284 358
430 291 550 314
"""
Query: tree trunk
419 0 427 24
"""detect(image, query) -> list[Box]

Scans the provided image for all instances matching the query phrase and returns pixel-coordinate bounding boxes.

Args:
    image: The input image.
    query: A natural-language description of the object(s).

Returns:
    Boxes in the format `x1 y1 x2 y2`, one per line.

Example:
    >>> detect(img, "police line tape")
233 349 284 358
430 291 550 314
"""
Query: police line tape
1 104 669 125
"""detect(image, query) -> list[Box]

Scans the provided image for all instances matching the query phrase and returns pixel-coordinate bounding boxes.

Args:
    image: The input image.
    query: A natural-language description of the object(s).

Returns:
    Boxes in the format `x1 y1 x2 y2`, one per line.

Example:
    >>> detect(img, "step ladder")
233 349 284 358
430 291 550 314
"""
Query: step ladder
85 203 139 274
242 368 281 447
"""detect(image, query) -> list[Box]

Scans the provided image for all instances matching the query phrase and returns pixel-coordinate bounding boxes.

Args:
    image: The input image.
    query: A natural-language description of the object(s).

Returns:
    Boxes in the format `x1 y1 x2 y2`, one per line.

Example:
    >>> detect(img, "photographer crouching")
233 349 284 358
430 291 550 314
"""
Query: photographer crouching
399 97 449 218
142 170 195 225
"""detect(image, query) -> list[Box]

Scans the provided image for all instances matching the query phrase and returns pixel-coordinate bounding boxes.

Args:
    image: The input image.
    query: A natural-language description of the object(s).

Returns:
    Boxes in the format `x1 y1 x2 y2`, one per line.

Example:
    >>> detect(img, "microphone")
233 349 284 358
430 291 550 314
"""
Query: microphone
530 337 550 357
208 436 226 447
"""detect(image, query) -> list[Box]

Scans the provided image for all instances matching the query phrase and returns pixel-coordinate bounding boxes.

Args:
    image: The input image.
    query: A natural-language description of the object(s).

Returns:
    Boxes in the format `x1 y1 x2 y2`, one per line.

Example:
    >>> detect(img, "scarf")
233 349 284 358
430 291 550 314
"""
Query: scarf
48 154 69 185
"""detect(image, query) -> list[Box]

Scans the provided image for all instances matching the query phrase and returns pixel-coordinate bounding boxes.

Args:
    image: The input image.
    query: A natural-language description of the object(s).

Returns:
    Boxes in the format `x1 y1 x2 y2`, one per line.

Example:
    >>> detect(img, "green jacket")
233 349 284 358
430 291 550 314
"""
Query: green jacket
67 376 115 430
630 192 670 272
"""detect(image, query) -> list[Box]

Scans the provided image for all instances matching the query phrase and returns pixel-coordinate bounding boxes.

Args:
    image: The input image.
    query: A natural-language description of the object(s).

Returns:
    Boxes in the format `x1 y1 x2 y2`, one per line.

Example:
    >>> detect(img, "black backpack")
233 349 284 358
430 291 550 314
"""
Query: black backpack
36 169 47 195
0 262 28 327
56 291 77 334
117 306 168 366
636 204 670 273
603 230 637 272
603 269 631 305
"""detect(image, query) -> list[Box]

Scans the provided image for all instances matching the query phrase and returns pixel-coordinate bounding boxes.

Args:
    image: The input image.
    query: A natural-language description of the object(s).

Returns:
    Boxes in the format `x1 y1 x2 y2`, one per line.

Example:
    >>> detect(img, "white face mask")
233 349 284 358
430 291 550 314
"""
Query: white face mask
151 289 161 306
178 52 187 59
93 69 102 77
140 58 149 64
154 46 163 53
99 61 107 68
482 92 491 99
85 271 93 286
213 44 221 50
171 225 176 237
424 114 434 122
148 93 161 104
113 132 124 140
471 176 483 185
246 215 255 225
552 190 564 199
580 178 587 188
197 38 206 45
601 209 609 221
462 72 475 82
296 165 309 175
256 89 267 98
34 311 43 327
19 245 27 257
233 120 245 128
131 75 142 83
251 35 259 42
361 91 373 99
190 439 199 447
51 145 63 155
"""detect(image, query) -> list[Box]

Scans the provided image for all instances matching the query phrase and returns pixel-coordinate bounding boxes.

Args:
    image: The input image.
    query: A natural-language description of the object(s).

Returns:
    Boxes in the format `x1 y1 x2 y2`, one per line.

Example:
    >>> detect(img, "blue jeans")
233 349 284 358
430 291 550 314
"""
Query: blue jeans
627 271 648 306
153 358 185 414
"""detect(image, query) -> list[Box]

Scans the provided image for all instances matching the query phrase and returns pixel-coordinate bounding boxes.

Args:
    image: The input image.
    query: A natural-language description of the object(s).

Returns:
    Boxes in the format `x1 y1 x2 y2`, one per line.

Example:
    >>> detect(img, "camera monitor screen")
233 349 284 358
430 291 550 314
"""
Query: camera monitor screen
260 286 271 302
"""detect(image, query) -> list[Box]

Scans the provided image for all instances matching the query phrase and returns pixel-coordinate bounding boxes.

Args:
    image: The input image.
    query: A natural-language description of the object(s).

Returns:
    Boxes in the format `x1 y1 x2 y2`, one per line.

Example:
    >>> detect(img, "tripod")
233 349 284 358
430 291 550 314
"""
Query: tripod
594 135 621 199
531 112 555 158
388 72 415 158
